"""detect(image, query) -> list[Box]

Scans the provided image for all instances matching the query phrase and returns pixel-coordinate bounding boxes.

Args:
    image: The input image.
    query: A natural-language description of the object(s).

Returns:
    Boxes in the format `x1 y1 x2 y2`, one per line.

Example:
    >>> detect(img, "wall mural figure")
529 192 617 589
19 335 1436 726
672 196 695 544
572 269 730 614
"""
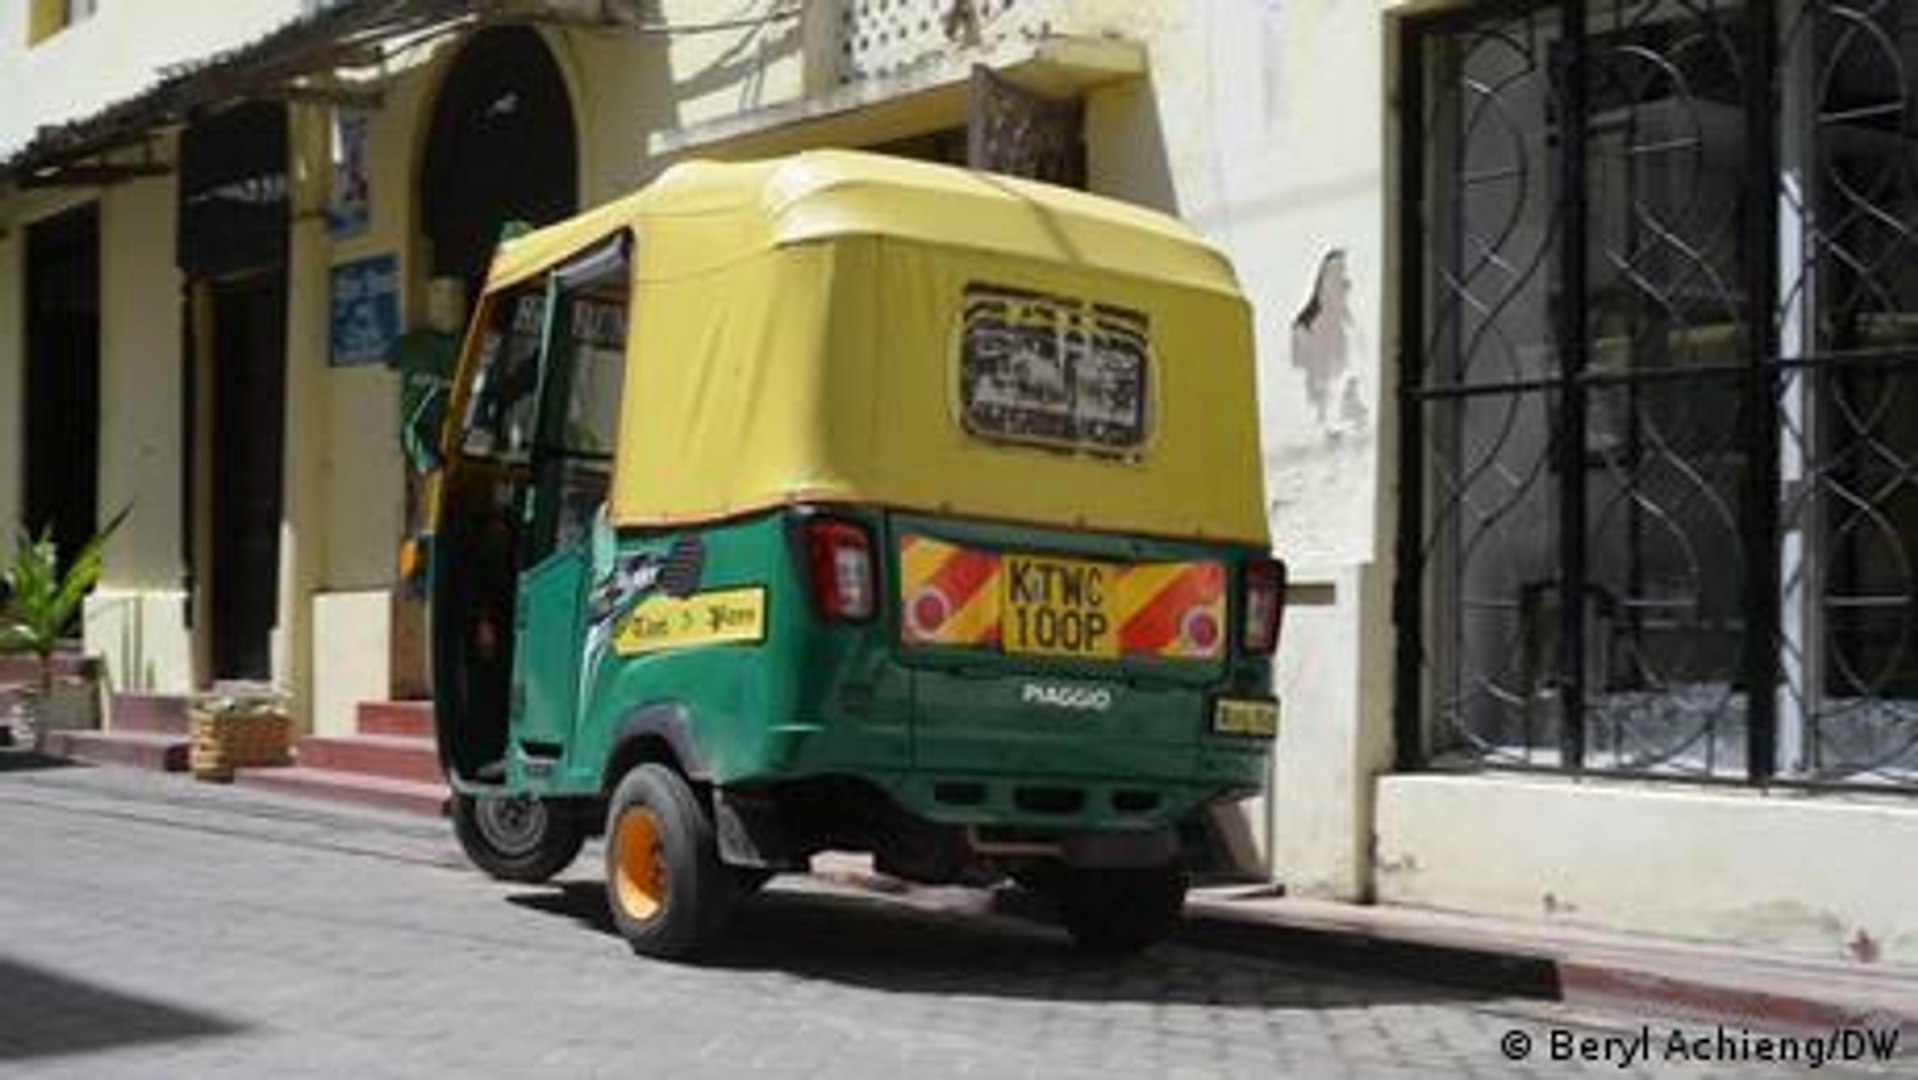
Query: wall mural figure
1290 247 1369 438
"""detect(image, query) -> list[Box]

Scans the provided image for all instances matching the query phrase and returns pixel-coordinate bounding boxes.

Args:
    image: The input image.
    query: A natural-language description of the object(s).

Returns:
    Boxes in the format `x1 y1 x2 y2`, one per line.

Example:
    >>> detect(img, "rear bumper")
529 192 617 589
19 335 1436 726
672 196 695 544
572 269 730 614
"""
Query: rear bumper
887 754 1265 832
734 723 1269 832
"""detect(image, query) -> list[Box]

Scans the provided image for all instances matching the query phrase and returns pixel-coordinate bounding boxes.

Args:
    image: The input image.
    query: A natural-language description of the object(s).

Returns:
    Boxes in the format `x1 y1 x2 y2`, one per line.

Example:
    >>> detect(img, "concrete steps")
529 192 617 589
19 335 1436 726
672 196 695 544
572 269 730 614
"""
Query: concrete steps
356 700 434 739
293 732 442 785
111 693 192 735
238 766 449 817
235 700 447 818
26 692 191 772
0 651 96 684
41 729 189 771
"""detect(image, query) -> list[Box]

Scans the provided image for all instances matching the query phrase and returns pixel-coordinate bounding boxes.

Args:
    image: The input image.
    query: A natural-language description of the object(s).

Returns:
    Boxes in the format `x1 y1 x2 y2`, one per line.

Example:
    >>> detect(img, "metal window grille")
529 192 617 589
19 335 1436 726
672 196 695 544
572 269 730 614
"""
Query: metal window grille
1398 0 1918 791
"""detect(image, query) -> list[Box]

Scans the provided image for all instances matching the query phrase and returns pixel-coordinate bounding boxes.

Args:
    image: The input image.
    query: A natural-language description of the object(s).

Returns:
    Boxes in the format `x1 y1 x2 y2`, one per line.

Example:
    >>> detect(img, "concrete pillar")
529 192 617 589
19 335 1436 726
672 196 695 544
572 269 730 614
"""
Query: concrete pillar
274 103 334 730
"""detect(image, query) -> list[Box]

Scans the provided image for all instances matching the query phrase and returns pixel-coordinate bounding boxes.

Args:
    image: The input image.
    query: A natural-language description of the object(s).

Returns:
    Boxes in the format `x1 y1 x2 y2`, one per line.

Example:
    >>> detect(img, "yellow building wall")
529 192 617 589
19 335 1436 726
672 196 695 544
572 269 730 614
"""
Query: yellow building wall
558 12 807 200
304 47 431 735
98 169 185 589
85 159 195 696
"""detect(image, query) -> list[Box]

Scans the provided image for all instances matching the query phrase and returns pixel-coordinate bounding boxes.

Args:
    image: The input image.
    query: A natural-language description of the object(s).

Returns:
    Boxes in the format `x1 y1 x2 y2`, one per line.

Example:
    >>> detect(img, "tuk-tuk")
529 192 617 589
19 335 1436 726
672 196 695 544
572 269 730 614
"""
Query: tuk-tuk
429 150 1284 958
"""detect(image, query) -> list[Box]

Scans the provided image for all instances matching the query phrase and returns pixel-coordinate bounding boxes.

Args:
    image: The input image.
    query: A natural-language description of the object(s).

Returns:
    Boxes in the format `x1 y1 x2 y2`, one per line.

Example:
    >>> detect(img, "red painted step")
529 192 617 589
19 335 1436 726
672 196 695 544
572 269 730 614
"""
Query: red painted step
236 767 448 817
357 700 434 739
42 729 188 772
294 734 442 785
0 652 95 685
109 693 191 735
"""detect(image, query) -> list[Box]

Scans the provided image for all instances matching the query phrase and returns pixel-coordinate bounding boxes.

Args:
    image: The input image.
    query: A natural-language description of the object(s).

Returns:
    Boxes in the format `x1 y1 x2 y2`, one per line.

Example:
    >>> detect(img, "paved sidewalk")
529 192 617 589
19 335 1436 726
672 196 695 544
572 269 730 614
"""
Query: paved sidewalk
813 853 1918 1039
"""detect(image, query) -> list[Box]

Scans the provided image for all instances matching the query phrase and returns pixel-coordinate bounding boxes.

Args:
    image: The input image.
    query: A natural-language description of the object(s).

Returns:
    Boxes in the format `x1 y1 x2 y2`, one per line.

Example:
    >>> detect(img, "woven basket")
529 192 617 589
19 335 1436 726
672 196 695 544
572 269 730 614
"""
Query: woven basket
189 708 292 782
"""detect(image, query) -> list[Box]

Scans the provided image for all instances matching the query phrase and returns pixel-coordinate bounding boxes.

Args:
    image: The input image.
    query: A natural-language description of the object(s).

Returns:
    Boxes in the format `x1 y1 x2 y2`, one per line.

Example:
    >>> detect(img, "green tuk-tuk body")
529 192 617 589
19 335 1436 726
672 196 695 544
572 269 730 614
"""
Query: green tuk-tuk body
429 151 1284 958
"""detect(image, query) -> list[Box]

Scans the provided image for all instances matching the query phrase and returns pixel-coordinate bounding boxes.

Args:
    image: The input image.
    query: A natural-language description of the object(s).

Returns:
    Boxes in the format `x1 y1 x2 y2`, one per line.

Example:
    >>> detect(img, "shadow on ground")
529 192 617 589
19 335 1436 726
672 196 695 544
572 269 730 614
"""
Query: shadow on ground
0 748 85 774
507 879 1553 1010
0 957 244 1063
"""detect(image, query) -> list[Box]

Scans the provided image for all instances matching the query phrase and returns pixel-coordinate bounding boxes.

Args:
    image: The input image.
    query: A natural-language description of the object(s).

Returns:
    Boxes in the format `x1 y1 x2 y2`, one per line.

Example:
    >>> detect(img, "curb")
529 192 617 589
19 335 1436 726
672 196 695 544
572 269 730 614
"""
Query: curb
1179 904 1918 1038
811 857 1918 1039
1554 961 1918 1038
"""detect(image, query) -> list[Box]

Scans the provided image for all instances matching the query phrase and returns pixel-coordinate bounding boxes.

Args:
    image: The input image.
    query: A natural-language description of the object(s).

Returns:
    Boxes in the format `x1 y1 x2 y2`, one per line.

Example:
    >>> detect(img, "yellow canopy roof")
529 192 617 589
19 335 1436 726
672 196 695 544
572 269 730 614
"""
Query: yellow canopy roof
479 151 1269 546
486 150 1243 298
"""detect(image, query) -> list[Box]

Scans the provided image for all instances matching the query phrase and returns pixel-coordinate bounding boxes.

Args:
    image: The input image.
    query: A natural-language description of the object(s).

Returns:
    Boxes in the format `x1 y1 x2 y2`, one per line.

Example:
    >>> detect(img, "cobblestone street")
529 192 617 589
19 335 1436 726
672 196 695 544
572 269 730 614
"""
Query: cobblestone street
0 760 1902 1079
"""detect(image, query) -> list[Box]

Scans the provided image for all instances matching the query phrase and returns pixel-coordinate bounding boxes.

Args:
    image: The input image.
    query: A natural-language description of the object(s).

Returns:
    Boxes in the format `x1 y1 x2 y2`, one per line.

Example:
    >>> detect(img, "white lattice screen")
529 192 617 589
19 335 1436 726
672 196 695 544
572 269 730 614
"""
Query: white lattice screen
835 0 1031 82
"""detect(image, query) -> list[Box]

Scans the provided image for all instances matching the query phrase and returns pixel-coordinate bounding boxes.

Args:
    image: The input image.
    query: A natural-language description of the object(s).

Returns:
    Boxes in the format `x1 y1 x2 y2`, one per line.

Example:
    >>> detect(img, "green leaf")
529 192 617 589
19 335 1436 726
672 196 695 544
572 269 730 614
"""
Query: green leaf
1 506 129 652
50 505 129 632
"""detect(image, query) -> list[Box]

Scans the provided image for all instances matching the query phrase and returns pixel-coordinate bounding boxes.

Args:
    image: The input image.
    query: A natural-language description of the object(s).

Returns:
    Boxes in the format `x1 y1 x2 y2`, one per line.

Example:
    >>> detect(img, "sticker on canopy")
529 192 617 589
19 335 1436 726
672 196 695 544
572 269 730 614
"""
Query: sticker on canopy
958 283 1150 457
614 587 767 656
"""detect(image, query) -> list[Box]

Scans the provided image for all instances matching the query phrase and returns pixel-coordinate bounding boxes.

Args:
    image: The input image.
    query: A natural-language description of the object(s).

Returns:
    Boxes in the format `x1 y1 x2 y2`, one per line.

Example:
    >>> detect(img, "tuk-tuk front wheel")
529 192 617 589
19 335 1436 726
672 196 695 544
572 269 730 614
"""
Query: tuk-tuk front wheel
1059 864 1188 953
604 764 733 960
450 792 585 884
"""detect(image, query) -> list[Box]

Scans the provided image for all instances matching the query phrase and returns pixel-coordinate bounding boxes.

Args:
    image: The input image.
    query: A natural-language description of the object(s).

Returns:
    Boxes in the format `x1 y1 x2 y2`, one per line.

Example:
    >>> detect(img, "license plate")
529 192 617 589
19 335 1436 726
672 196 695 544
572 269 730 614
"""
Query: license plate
1001 553 1120 659
1213 698 1279 738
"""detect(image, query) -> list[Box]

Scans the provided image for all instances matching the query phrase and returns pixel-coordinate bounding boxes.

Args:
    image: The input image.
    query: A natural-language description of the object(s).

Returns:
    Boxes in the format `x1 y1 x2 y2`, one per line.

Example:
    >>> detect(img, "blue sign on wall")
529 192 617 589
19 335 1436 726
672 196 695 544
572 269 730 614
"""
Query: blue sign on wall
331 254 401 367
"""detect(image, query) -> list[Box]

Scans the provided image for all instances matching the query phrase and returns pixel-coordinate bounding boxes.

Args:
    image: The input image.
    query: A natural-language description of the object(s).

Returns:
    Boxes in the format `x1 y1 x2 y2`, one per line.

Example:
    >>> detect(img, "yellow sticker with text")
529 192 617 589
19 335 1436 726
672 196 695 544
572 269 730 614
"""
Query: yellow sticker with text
614 588 767 656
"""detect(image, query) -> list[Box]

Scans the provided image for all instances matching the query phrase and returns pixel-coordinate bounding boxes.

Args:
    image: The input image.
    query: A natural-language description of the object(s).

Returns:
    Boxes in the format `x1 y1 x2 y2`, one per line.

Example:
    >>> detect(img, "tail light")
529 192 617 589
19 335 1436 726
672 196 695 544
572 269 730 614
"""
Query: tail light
1242 558 1287 655
806 518 875 621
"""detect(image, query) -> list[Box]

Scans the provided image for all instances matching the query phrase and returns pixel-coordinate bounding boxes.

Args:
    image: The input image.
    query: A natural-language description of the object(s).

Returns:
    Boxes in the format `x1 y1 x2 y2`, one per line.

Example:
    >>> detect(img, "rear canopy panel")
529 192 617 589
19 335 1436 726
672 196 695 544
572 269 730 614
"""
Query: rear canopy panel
483 150 1269 546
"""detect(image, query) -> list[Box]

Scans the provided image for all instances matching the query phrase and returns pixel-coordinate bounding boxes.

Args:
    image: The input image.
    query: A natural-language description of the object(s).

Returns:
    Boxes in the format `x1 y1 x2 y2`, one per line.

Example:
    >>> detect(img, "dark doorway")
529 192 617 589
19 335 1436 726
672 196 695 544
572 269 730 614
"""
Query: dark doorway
207 273 287 681
23 204 101 577
422 25 579 295
176 101 290 685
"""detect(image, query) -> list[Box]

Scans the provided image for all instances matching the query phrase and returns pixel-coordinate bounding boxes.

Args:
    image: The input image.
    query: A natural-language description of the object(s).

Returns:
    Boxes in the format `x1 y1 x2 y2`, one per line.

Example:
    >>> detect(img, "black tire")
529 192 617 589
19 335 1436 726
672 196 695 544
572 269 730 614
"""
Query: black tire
1059 864 1188 953
451 791 586 884
731 867 776 895
604 764 734 959
1009 860 1066 898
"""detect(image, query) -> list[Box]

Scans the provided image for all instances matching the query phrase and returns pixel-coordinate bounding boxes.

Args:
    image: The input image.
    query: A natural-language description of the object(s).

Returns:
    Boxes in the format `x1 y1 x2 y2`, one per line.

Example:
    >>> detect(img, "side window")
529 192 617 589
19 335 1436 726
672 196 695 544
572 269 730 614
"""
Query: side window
539 236 631 552
553 277 628 458
460 285 547 465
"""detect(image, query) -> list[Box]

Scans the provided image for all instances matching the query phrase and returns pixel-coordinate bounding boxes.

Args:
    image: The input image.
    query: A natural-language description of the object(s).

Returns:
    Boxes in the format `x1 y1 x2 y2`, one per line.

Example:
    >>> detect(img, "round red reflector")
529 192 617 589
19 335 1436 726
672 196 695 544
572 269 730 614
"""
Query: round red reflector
910 590 949 636
1185 610 1220 652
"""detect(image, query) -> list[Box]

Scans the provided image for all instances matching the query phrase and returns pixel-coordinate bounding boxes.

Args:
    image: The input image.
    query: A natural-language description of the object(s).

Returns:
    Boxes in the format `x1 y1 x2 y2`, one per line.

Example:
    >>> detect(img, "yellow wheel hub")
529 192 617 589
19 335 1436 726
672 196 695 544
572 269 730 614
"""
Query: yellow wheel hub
613 807 667 922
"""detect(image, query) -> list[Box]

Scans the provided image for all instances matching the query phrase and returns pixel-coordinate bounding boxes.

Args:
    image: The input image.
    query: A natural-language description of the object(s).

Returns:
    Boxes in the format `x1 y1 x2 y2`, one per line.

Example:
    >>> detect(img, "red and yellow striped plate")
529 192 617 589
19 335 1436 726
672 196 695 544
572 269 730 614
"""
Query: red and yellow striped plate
898 534 1225 660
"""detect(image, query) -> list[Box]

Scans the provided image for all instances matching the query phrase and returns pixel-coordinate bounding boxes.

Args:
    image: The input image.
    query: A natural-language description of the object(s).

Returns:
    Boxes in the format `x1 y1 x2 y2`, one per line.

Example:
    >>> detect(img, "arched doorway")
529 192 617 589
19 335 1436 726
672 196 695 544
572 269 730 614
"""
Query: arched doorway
421 25 579 294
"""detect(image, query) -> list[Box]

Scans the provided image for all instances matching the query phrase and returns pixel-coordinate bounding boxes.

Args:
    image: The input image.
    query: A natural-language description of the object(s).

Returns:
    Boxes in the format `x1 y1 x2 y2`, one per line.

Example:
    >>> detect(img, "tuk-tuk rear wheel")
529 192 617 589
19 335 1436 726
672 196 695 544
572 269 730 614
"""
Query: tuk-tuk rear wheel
603 764 734 960
450 792 585 884
1059 864 1188 954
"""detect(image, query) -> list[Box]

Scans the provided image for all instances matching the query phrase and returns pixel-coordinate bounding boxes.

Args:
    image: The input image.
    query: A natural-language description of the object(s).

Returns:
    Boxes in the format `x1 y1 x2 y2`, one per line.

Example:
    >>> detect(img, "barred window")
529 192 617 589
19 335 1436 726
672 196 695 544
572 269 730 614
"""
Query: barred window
1400 0 1918 790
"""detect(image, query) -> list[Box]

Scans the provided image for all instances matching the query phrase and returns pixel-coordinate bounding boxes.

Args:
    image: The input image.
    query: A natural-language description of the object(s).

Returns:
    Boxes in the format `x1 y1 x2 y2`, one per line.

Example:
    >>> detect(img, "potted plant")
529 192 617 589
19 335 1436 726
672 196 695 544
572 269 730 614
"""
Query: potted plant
0 509 126 751
188 683 292 782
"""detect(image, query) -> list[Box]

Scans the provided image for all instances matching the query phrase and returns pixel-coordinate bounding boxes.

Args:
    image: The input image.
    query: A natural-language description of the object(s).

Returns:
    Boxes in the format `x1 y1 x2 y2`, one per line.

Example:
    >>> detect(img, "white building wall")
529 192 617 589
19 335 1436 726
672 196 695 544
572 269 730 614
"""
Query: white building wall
0 0 305 158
